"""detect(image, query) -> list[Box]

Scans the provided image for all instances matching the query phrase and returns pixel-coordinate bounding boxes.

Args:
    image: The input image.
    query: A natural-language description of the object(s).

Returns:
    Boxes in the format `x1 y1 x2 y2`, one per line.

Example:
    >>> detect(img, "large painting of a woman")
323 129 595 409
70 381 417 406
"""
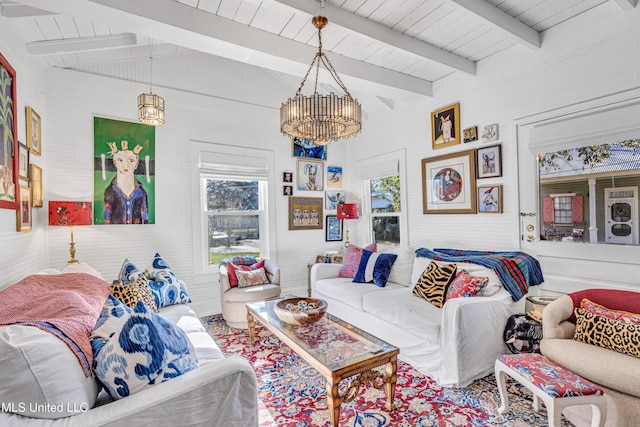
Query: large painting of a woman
0 52 18 210
93 117 155 224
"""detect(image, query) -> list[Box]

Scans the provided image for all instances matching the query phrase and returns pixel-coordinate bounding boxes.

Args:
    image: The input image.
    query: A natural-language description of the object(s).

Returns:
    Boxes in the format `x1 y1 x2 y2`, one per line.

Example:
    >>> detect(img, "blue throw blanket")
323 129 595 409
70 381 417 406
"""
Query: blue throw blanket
415 248 544 301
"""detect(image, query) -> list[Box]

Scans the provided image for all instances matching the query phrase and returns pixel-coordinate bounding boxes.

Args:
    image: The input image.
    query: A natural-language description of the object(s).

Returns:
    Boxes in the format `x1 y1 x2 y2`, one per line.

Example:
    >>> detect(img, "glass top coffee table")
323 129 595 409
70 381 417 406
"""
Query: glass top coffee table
246 298 399 427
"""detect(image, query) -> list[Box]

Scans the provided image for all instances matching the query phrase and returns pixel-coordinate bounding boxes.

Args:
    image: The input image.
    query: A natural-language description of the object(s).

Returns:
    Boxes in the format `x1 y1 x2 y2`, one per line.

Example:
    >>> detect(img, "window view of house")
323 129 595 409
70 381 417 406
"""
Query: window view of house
538 140 640 244
204 178 262 264
369 175 401 245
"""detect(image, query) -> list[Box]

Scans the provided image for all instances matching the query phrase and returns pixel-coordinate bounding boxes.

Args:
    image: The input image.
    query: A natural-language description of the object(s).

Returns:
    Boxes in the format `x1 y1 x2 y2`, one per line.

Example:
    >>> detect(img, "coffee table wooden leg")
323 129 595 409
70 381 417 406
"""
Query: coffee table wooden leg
326 377 342 427
385 358 398 411
247 311 255 342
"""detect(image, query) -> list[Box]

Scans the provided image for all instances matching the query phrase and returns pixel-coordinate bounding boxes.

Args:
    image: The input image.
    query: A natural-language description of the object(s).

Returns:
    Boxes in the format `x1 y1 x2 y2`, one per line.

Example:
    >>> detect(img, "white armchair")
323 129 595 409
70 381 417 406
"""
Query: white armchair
219 257 281 329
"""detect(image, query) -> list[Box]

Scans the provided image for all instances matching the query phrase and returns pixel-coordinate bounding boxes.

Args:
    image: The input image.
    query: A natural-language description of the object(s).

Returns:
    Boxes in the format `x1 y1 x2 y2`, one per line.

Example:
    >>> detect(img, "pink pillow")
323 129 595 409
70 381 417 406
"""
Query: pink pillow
580 298 640 326
227 259 266 287
446 270 488 300
339 243 377 278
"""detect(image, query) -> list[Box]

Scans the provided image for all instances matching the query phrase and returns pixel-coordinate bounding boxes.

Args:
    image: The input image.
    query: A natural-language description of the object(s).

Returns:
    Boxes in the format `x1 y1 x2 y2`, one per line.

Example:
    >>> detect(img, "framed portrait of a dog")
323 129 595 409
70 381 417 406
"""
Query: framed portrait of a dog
288 197 323 230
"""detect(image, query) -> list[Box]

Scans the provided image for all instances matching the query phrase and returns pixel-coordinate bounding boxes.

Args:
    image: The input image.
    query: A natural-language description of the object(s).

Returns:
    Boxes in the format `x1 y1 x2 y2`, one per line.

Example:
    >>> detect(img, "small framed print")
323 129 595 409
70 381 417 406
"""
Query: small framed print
297 159 324 191
283 171 293 183
482 123 499 142
477 185 502 213
17 185 32 232
463 126 478 143
26 106 42 156
315 255 327 264
476 144 502 179
29 164 43 208
327 166 342 188
431 102 461 149
283 185 293 196
325 190 346 209
325 215 343 242
18 142 29 180
330 254 345 264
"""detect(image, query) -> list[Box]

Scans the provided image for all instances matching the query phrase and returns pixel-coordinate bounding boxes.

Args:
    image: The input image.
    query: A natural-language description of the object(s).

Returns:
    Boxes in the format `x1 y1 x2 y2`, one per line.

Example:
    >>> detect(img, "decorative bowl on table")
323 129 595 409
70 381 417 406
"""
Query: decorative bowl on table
274 297 328 326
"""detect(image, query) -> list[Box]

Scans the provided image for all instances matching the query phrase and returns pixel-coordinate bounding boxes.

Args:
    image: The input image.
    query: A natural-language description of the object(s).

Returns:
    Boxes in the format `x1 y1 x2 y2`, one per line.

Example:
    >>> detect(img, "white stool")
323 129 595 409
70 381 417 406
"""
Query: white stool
495 353 606 427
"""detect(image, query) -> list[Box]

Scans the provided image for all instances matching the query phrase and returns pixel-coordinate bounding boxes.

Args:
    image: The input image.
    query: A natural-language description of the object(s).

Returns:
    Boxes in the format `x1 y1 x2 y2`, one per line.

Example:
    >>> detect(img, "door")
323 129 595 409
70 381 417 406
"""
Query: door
605 187 638 245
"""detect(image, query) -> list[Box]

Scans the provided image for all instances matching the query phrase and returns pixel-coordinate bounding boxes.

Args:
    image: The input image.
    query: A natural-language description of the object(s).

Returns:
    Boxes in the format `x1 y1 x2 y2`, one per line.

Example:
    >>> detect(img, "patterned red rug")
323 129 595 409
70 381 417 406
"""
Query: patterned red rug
202 315 571 427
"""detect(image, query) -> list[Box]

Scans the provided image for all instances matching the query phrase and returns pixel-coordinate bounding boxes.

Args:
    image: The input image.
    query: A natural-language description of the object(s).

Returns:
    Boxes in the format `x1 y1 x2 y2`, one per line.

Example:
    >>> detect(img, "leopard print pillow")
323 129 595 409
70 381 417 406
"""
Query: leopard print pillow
110 276 158 312
574 307 640 359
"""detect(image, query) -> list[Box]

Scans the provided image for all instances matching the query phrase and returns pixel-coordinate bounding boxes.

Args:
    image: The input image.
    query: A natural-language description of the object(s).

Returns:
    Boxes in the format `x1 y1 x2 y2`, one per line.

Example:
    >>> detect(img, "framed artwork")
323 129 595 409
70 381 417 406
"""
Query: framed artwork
325 215 343 241
315 255 327 263
18 142 29 180
17 185 31 231
478 185 502 213
325 190 346 209
463 126 478 143
283 185 293 196
0 52 19 210
292 137 327 160
288 196 323 230
94 116 155 224
26 106 42 156
431 102 461 149
476 144 502 178
421 149 477 214
29 164 42 208
330 254 345 264
482 123 499 142
297 159 324 191
283 171 293 182
327 165 342 188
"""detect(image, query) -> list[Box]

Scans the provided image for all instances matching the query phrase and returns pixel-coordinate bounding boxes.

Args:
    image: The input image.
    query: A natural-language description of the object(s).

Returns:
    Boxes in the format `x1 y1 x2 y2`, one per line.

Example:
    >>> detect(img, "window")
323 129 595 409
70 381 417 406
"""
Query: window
191 142 275 274
358 150 408 246
553 196 573 225
203 178 264 266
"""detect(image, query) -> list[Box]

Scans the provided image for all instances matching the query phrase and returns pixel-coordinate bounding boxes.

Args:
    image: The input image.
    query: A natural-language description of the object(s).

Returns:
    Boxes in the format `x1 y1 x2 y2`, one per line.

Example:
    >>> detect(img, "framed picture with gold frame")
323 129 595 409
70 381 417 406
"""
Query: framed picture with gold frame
17 185 32 232
431 102 461 149
421 149 477 214
288 196 323 230
29 164 43 208
26 106 42 156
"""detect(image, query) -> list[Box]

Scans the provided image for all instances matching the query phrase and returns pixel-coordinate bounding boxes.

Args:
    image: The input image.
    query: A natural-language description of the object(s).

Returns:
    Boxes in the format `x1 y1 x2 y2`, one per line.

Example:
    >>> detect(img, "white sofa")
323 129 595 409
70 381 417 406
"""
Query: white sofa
0 271 259 426
310 246 526 387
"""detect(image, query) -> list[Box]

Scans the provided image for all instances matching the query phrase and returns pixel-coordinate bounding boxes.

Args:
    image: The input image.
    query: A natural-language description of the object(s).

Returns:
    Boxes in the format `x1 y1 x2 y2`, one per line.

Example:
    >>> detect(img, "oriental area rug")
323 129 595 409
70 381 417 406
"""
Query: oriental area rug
201 315 571 427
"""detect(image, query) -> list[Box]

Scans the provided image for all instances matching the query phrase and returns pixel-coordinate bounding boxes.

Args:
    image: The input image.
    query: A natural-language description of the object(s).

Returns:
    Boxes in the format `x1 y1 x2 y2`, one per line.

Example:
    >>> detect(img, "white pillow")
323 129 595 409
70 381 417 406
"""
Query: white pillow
378 245 415 286
63 262 104 280
0 325 100 419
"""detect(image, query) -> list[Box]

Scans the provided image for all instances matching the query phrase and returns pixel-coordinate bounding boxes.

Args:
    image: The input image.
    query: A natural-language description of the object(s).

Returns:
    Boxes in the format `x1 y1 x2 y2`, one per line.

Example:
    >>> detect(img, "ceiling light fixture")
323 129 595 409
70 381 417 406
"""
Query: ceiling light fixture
138 40 165 126
280 1 361 146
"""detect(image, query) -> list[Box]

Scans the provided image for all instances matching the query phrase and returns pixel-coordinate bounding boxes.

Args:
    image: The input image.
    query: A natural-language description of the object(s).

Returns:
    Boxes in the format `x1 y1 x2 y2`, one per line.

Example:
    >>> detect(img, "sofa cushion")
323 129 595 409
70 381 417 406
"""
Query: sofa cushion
339 243 377 278
353 250 397 287
412 261 457 308
227 259 266 287
574 307 640 359
109 276 158 312
63 262 104 280
93 301 199 400
236 267 269 288
0 324 100 419
378 245 415 286
314 278 404 311
446 270 488 300
580 298 640 325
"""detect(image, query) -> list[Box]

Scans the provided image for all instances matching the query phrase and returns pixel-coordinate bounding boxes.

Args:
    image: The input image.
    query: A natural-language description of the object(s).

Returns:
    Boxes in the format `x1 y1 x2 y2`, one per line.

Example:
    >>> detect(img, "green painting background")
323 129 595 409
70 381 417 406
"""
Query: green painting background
93 117 155 224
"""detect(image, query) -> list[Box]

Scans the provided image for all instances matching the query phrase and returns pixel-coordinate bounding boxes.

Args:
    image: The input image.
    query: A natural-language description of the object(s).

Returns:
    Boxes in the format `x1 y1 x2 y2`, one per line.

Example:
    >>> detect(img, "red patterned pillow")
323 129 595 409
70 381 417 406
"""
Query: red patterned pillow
227 259 266 287
580 298 640 326
338 243 377 278
446 270 488 300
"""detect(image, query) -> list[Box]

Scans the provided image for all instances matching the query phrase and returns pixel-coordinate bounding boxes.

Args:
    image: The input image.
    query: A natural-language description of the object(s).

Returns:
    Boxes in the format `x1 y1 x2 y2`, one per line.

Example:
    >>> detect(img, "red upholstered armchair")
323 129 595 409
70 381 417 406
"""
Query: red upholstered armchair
541 288 640 427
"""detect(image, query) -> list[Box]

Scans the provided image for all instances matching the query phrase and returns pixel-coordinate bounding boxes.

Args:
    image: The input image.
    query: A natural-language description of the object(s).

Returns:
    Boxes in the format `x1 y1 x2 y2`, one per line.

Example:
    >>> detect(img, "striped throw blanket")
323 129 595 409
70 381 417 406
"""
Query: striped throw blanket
0 273 110 375
415 248 544 301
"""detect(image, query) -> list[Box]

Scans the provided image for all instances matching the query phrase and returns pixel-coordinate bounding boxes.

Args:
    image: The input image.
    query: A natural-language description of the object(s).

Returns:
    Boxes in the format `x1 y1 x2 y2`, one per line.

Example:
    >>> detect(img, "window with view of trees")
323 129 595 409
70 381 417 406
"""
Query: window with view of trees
203 178 264 265
369 176 401 245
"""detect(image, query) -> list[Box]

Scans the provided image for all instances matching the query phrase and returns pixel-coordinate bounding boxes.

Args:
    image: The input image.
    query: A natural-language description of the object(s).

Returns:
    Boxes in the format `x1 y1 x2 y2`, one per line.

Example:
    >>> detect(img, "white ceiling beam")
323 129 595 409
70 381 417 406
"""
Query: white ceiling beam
0 2 53 17
611 0 637 11
27 33 137 55
271 0 476 76
448 0 541 49
13 0 432 98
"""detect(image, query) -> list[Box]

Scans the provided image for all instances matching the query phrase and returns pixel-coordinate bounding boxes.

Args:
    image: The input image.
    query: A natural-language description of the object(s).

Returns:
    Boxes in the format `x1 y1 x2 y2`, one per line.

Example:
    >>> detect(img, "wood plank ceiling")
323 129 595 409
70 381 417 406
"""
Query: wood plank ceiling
0 0 631 99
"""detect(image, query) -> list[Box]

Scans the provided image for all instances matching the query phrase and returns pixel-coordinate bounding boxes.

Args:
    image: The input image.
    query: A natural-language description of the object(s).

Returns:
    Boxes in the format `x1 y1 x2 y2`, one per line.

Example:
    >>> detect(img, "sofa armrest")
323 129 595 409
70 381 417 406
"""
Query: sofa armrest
438 290 524 387
542 295 576 339
219 264 232 295
310 263 343 285
0 356 259 426
264 259 281 285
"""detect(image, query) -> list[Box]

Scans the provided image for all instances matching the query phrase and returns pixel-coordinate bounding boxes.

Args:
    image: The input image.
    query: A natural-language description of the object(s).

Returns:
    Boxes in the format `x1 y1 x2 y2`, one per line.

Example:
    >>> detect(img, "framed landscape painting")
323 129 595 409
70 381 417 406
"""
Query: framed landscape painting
0 52 19 210
431 103 461 149
421 149 477 214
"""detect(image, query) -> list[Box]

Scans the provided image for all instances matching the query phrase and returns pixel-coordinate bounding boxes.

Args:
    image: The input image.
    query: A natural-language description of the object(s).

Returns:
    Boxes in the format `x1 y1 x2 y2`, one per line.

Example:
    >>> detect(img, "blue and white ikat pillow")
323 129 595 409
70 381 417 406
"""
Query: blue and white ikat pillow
90 295 132 356
92 300 198 400
116 253 190 309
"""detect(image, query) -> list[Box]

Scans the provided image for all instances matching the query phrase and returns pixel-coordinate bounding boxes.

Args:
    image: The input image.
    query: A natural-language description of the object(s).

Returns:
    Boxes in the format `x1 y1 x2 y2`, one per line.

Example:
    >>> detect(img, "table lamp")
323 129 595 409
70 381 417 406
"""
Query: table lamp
336 203 359 247
48 201 93 264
